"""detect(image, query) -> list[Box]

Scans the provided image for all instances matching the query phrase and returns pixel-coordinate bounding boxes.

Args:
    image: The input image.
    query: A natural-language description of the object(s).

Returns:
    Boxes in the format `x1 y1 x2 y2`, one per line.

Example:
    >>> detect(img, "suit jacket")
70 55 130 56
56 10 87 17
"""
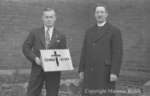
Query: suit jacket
22 26 67 65
79 22 123 89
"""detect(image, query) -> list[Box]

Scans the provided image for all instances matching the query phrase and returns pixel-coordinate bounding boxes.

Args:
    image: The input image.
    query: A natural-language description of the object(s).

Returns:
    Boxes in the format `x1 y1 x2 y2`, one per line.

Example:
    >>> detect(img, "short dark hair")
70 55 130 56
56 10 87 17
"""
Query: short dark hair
42 8 56 16
95 3 108 13
43 8 56 13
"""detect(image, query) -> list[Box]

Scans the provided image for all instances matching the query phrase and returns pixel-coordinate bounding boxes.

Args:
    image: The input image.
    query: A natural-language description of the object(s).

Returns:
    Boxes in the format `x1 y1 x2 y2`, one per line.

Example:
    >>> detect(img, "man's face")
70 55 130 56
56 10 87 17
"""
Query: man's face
42 10 56 27
95 6 108 23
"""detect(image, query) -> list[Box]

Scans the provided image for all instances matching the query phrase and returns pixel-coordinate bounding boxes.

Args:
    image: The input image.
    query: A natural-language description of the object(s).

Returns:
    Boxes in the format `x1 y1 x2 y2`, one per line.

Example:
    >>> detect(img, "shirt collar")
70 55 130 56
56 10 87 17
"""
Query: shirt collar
97 21 106 27
44 26 54 32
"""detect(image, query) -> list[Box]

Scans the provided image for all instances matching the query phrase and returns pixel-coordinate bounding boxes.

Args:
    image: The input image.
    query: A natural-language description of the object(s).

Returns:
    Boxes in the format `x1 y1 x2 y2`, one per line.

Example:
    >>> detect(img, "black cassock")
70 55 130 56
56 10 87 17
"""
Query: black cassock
79 22 123 96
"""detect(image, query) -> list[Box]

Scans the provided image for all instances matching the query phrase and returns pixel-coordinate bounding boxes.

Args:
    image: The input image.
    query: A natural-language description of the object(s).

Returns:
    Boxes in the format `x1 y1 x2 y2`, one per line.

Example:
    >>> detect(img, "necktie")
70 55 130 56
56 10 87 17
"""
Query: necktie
45 27 50 49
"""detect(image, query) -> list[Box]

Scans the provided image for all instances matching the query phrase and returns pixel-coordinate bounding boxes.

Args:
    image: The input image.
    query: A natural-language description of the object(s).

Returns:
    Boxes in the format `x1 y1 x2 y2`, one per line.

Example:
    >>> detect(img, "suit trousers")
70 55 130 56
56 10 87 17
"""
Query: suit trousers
26 64 61 96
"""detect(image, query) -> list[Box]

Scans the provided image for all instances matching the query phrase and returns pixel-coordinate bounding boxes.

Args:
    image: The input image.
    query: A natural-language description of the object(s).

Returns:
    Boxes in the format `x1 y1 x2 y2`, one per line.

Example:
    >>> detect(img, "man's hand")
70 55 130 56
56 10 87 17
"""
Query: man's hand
110 74 118 82
79 72 84 81
35 57 42 66
78 72 84 85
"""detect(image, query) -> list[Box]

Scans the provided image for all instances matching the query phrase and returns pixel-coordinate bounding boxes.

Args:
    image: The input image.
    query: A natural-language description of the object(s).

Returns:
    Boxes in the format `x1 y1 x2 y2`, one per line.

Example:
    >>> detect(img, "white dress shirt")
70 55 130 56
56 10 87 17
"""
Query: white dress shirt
44 26 54 41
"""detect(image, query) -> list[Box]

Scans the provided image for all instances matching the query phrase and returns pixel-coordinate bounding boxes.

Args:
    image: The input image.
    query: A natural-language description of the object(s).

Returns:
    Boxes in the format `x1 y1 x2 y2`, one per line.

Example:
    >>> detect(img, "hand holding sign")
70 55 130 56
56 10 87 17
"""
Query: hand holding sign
35 57 42 66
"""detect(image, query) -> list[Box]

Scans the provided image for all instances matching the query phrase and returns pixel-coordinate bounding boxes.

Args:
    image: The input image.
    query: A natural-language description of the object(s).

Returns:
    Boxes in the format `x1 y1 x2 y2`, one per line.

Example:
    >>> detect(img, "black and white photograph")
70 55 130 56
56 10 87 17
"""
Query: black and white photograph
0 0 149 96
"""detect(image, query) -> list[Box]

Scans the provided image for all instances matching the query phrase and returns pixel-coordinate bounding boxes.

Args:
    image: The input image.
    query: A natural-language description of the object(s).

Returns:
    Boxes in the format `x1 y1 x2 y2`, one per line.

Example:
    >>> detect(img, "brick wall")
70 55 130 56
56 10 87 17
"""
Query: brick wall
0 0 149 95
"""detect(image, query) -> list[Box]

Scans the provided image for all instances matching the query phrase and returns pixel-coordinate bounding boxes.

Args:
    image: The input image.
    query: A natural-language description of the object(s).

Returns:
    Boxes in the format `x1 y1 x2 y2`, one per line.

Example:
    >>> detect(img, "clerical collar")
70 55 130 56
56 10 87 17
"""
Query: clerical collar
97 21 106 27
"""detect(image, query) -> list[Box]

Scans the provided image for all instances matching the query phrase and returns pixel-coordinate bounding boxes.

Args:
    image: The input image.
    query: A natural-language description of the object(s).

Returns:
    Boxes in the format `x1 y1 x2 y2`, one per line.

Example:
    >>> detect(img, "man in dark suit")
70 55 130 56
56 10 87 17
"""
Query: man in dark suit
79 5 123 96
22 8 67 96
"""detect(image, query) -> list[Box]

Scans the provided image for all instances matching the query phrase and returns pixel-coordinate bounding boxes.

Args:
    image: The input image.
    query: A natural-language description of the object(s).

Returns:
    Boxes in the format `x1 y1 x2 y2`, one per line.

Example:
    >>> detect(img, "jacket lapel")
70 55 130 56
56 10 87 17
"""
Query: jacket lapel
93 23 110 43
39 27 59 49
39 27 45 48
48 28 58 48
